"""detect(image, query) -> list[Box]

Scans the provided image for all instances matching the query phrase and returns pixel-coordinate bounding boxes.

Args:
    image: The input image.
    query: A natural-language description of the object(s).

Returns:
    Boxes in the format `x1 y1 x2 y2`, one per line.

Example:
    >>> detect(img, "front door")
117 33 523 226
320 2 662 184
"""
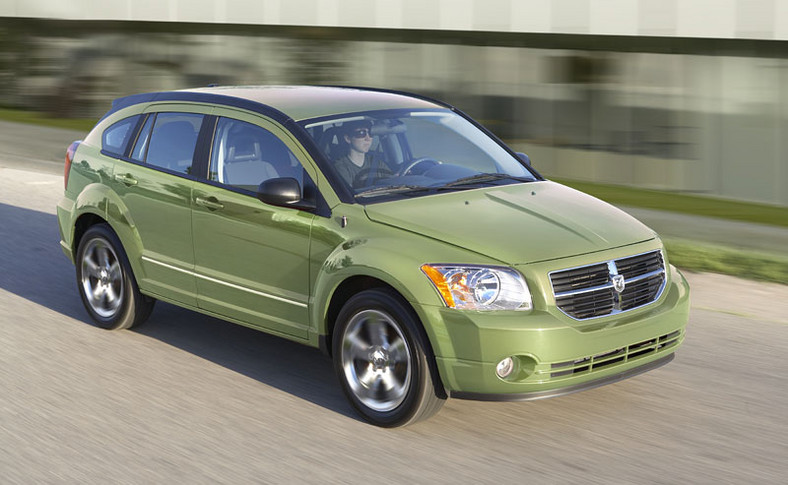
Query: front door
192 114 315 338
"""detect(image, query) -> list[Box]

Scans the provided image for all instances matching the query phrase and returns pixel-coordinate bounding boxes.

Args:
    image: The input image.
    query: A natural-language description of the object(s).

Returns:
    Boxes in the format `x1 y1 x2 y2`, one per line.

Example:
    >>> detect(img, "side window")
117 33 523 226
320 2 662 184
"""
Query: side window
209 117 305 192
145 113 204 174
102 115 140 156
130 114 155 162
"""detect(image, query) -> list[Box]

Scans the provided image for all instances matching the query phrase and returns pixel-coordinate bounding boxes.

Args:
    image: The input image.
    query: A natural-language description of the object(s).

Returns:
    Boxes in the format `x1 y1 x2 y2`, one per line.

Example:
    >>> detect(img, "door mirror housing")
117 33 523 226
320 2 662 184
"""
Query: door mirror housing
516 152 531 166
257 177 315 210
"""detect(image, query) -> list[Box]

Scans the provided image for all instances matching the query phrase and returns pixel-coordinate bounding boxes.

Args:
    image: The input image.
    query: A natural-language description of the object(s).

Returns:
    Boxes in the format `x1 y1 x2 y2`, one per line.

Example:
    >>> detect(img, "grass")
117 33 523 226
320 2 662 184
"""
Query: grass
0 108 96 133
553 178 788 228
552 179 788 283
664 239 788 285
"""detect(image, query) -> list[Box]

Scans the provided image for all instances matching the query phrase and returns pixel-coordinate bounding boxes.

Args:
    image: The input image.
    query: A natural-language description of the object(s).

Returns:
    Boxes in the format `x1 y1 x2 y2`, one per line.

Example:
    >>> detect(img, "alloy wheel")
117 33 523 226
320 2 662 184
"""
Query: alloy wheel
340 309 413 412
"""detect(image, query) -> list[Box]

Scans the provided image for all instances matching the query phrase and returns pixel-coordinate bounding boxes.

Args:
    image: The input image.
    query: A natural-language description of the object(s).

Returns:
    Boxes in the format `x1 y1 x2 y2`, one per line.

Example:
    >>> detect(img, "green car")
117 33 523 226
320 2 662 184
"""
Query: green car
57 86 689 427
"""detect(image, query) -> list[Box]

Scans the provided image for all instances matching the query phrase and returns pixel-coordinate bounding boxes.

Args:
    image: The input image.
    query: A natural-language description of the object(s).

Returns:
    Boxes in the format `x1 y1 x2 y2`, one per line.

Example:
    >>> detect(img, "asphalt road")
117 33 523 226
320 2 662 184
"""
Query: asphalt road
1 166 787 484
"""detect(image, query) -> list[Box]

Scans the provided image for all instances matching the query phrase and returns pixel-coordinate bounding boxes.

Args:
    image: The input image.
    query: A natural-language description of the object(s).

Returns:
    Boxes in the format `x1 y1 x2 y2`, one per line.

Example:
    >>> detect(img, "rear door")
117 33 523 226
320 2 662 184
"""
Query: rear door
114 104 211 305
191 111 317 339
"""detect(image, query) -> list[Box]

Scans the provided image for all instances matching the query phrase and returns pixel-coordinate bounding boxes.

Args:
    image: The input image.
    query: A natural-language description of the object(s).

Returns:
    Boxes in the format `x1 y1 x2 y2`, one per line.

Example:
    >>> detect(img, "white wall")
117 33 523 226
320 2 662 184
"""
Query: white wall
3 0 788 41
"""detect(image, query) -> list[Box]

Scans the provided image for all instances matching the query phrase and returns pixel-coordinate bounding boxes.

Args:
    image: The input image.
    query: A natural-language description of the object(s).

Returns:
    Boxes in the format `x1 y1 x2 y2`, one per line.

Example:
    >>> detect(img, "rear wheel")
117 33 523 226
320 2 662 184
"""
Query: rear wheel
76 224 154 330
333 289 445 427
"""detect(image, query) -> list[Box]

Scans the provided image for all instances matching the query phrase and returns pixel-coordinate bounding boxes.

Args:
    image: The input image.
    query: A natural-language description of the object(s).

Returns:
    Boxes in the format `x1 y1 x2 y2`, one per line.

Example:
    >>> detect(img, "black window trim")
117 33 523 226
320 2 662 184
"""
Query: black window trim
97 87 542 208
99 114 145 160
137 111 206 177
102 90 353 204
110 154 209 183
127 112 155 162
199 115 331 218
106 112 209 184
100 108 330 216
298 106 544 184
191 114 218 180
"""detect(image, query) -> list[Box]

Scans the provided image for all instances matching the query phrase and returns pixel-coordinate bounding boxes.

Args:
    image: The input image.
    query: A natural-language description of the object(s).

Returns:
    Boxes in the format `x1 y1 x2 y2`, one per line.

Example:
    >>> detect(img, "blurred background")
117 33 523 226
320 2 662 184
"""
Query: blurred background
1 0 787 207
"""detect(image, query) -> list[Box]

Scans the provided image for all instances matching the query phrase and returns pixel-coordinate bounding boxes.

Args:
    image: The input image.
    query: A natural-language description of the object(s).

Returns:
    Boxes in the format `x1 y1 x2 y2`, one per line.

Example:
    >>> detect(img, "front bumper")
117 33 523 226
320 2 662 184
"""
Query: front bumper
420 263 690 399
451 353 674 401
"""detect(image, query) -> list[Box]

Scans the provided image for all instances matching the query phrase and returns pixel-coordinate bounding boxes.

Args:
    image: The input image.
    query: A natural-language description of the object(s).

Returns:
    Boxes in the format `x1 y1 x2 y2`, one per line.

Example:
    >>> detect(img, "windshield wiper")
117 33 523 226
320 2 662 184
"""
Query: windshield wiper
441 173 534 188
355 185 430 198
355 174 533 197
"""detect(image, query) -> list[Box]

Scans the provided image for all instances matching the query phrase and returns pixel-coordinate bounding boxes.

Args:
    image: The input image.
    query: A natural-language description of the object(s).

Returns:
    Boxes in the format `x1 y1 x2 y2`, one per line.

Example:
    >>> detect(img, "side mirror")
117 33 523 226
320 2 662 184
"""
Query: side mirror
516 152 531 166
257 177 315 210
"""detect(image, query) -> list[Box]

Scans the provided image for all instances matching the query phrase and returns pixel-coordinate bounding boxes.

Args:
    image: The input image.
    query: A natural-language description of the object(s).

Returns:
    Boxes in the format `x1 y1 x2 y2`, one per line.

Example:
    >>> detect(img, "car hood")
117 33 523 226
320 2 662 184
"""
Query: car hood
363 181 657 265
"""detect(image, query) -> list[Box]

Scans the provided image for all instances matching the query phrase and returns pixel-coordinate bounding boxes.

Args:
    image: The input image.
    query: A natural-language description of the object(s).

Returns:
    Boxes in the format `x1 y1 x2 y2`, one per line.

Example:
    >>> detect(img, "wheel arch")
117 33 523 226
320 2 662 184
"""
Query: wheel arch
321 274 448 400
72 212 109 257
71 181 145 280
71 211 144 287
322 275 389 356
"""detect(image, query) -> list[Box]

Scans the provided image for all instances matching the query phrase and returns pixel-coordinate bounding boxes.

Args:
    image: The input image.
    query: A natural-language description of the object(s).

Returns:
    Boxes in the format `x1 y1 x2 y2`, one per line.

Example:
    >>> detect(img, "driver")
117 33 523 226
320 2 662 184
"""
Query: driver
334 120 392 188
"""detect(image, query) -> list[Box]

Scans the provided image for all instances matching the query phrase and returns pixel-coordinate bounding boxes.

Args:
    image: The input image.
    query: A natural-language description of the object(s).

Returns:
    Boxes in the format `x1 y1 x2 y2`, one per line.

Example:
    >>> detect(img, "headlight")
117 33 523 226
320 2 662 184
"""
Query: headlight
421 264 532 311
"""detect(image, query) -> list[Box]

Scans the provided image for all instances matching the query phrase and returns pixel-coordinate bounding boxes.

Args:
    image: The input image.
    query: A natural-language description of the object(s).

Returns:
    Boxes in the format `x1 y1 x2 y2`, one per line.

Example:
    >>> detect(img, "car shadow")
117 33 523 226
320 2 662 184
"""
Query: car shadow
0 202 86 319
134 302 354 419
0 201 356 420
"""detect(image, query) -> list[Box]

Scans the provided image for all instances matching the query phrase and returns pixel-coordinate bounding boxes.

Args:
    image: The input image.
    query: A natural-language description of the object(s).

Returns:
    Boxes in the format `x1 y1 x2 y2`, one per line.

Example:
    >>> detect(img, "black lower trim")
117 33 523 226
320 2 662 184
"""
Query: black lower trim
451 353 675 402
318 334 331 357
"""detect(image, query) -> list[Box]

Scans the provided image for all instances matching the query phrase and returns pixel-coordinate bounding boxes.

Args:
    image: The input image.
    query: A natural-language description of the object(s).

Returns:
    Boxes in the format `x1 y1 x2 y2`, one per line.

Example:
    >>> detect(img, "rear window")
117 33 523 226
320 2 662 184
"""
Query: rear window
142 113 204 175
101 115 141 156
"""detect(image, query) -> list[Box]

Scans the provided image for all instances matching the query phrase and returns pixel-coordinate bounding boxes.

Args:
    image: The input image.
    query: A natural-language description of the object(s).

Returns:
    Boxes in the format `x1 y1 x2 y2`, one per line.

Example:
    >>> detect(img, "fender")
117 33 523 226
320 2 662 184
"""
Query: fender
73 181 145 281
309 221 506 359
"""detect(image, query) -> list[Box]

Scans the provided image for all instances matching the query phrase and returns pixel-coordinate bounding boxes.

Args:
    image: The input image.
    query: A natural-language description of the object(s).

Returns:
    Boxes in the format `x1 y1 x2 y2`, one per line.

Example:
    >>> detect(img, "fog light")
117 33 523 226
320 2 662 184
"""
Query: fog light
496 357 515 379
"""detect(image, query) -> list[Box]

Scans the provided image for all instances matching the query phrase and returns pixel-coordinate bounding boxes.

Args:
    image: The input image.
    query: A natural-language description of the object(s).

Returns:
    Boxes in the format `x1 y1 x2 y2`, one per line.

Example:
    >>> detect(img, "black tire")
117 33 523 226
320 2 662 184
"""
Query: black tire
75 224 155 330
332 289 445 427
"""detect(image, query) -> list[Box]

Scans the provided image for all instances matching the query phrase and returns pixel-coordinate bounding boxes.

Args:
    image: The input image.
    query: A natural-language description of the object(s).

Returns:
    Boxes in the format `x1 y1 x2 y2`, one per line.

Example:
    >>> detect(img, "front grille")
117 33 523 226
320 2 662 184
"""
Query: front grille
550 250 666 320
549 330 681 379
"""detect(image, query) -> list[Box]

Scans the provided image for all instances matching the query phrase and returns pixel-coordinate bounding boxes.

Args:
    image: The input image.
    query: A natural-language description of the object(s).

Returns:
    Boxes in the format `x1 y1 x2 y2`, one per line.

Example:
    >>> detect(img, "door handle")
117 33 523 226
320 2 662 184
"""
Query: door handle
114 173 138 186
195 196 224 211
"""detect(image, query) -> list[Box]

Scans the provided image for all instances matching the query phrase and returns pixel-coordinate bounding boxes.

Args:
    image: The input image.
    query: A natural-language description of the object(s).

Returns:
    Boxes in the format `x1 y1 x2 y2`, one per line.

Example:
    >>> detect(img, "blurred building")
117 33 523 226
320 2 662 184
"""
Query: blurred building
1 0 787 206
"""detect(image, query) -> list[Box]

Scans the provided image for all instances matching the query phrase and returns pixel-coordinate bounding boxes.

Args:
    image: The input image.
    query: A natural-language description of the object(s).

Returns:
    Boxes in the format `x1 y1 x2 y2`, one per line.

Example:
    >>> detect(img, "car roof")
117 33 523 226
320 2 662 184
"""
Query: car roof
187 86 447 121
110 86 448 122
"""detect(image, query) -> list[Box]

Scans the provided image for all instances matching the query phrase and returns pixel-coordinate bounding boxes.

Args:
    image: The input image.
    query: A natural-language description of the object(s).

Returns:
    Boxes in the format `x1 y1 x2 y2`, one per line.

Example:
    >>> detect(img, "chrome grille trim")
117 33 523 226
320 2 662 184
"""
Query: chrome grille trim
553 268 665 299
549 250 667 321
546 330 682 380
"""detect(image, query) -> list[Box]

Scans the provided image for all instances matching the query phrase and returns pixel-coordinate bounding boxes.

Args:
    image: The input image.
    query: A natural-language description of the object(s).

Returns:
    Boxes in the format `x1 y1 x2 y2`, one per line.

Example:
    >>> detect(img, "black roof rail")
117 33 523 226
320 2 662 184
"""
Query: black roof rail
317 84 456 111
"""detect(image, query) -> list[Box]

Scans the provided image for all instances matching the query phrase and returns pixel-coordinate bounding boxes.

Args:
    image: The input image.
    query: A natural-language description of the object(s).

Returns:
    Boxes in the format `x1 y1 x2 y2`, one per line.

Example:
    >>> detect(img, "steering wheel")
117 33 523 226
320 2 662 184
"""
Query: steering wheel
398 157 441 176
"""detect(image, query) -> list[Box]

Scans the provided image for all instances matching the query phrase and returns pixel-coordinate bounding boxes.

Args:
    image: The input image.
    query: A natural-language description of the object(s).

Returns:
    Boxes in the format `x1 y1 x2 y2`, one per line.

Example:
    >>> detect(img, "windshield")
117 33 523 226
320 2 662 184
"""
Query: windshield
300 109 537 200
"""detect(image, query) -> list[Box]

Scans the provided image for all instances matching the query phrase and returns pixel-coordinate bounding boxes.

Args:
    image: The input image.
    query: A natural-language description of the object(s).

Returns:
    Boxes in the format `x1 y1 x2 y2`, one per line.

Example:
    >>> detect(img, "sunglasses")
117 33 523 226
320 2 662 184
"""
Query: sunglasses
351 128 372 139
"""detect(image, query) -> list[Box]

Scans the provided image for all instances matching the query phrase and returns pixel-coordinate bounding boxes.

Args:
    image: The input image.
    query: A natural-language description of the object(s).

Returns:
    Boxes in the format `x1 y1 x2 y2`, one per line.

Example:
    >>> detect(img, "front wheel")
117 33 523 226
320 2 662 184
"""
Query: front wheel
333 289 445 427
75 224 155 330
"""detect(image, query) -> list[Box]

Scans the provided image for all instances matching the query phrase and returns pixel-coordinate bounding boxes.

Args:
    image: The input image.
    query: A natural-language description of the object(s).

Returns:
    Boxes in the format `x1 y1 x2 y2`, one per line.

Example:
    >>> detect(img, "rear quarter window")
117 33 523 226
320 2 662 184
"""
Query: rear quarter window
101 115 141 156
